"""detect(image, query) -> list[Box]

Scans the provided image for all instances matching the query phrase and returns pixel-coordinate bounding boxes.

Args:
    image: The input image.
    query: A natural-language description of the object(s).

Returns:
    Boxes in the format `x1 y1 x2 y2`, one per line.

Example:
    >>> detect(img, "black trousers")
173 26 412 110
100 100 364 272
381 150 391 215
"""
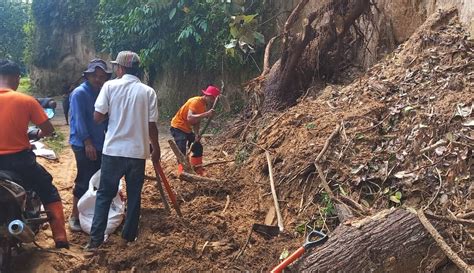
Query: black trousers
71 145 102 199
62 94 70 124
0 150 60 205
170 127 203 157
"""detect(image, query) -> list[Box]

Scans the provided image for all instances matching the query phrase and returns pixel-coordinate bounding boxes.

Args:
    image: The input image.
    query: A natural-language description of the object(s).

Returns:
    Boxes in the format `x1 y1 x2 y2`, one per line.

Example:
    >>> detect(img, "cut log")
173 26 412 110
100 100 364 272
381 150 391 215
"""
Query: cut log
294 209 453 272
179 172 222 183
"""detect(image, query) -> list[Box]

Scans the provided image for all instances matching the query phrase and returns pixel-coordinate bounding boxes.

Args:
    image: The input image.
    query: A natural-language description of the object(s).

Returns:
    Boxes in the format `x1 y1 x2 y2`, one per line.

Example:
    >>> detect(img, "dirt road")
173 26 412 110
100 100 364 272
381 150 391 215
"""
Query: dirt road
9 102 295 272
9 106 177 272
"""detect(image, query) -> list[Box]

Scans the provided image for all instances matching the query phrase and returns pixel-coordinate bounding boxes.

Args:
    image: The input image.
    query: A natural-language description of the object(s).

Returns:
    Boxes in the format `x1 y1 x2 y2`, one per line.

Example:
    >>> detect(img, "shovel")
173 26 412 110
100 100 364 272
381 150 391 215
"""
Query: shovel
252 223 280 238
186 82 231 157
270 230 328 273
153 162 183 217
154 171 171 214
187 95 222 158
187 96 219 153
253 152 284 238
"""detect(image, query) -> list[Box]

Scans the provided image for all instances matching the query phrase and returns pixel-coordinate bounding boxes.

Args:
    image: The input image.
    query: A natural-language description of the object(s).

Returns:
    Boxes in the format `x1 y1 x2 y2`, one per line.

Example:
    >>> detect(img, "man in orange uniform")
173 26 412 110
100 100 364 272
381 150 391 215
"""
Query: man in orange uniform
170 85 220 175
0 59 69 248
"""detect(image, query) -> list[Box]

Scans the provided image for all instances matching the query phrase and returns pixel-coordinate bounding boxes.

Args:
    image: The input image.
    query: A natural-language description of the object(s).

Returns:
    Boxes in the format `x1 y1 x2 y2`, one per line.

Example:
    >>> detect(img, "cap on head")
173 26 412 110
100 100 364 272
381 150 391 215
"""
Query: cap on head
202 85 220 97
110 51 140 68
83 59 112 75
0 59 20 76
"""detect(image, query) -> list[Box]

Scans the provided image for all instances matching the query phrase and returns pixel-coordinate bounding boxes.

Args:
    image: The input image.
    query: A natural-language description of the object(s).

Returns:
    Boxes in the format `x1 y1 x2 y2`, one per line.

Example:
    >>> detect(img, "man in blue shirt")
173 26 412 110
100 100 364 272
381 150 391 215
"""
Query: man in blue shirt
68 59 111 231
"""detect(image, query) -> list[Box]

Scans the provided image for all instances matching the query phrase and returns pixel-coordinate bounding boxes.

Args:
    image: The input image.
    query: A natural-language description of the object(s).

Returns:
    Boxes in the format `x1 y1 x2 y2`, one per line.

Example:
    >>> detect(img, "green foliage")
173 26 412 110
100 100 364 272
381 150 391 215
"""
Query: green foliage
43 130 66 155
235 145 250 164
295 222 306 234
225 13 264 61
17 77 32 94
0 1 29 67
97 0 263 75
29 0 99 67
321 193 336 216
383 188 403 205
305 123 316 129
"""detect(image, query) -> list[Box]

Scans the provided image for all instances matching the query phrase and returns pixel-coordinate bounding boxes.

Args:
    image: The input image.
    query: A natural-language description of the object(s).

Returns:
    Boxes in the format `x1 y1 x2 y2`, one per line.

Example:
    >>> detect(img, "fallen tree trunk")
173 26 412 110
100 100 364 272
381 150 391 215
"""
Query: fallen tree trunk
295 209 453 272
179 172 223 183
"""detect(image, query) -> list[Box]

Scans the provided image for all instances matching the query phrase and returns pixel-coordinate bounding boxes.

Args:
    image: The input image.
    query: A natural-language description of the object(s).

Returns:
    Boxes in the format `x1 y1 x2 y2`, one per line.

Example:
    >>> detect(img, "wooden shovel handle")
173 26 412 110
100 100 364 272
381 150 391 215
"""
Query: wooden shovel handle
154 162 183 217
199 95 220 136
265 151 284 232
270 247 305 273
154 172 170 213
187 95 220 157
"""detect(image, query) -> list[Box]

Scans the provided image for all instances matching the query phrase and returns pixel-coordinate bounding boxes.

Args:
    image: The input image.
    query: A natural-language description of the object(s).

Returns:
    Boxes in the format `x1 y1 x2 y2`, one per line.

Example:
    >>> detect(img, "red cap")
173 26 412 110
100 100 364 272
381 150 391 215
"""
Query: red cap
202 85 220 97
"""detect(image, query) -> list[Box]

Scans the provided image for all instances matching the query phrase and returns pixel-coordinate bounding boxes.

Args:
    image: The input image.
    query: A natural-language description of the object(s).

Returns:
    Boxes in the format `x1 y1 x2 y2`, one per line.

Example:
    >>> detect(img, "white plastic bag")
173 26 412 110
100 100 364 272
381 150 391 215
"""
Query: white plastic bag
77 170 125 237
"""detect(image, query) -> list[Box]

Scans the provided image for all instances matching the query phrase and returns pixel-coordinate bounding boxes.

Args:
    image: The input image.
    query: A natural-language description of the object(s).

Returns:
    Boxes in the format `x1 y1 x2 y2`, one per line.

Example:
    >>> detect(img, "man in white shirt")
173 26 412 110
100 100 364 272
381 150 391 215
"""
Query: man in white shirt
85 51 161 250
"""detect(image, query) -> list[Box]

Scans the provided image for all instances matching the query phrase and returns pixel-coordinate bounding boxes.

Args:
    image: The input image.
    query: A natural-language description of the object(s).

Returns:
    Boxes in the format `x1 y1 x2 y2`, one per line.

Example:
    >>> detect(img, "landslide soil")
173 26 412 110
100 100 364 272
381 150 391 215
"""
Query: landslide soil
8 9 473 273
10 115 288 272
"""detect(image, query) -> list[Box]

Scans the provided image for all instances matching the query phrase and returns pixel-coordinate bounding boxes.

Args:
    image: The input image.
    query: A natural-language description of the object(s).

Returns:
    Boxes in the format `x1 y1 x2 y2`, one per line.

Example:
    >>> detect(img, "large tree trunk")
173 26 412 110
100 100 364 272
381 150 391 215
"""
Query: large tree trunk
294 209 454 272
260 0 371 111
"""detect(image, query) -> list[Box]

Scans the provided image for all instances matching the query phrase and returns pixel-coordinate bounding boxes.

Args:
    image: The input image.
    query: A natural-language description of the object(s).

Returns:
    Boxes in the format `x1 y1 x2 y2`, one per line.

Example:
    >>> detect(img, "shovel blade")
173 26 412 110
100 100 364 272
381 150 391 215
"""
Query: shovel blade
252 223 280 238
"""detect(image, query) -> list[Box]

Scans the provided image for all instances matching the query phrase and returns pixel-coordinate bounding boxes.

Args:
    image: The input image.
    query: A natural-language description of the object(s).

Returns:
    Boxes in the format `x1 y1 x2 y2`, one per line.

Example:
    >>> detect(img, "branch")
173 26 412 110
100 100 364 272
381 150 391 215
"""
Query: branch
178 172 222 183
281 0 310 66
417 210 473 273
232 227 253 262
201 160 234 168
258 10 292 28
426 212 474 227
314 124 341 200
283 0 310 34
221 195 230 215
241 110 259 141
341 0 371 33
417 139 448 155
457 211 474 219
423 167 443 210
339 195 370 215
315 163 336 200
315 124 341 162
280 1 335 90
168 140 195 174
262 36 279 76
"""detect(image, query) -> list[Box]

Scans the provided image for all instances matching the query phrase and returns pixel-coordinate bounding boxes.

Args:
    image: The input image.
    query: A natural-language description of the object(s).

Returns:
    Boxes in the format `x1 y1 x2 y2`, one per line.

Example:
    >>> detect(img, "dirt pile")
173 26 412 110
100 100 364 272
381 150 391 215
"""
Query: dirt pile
36 8 472 272
231 7 473 266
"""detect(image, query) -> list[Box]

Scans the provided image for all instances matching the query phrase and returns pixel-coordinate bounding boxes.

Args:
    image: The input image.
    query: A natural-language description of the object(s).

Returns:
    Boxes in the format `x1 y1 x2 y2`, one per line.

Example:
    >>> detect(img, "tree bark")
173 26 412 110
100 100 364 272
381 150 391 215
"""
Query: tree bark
260 0 371 112
294 209 450 272
179 172 223 183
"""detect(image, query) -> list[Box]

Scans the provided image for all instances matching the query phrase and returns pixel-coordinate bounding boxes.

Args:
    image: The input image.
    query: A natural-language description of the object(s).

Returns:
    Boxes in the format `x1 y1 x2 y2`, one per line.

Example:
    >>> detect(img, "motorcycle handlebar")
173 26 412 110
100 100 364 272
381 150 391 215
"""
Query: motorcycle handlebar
28 128 41 141
36 98 57 110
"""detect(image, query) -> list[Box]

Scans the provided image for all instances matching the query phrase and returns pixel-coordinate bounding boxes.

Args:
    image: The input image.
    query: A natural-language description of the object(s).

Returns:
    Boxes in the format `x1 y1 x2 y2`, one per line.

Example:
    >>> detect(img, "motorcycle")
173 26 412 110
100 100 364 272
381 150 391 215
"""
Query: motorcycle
0 98 57 273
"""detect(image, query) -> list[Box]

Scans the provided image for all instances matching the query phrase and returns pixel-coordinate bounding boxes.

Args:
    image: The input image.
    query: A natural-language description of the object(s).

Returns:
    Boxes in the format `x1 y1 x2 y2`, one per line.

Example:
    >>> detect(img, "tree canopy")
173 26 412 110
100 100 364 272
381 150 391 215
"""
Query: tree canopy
0 0 29 69
97 0 265 75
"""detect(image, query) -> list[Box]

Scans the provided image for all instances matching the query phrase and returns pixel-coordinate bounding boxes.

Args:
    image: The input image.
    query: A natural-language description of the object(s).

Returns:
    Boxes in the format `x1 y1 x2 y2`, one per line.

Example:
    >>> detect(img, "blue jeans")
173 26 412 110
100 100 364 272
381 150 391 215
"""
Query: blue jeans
89 154 145 244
